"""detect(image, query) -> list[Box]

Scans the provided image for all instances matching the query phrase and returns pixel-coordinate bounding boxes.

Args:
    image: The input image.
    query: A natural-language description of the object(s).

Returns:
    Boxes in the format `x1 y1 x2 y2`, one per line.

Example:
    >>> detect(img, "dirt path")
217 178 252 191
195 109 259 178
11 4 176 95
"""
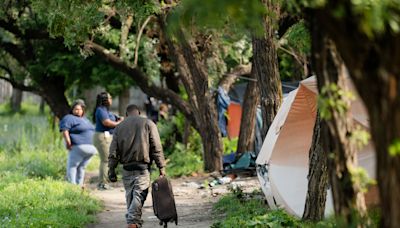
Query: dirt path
87 174 261 228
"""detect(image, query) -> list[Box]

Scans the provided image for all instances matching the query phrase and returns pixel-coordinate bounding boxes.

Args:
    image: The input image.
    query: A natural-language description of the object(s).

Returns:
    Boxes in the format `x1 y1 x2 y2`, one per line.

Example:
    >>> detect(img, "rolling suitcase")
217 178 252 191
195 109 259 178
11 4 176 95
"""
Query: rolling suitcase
151 176 178 227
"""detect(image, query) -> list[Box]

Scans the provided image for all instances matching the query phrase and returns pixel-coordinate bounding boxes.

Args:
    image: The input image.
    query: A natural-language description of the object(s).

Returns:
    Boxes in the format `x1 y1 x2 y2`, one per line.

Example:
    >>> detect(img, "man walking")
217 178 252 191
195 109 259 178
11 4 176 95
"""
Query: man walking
108 104 166 228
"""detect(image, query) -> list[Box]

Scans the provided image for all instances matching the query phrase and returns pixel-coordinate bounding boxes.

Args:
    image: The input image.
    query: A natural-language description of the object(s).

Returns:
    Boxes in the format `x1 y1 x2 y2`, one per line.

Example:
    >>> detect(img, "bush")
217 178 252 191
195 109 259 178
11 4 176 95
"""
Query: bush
164 142 203 177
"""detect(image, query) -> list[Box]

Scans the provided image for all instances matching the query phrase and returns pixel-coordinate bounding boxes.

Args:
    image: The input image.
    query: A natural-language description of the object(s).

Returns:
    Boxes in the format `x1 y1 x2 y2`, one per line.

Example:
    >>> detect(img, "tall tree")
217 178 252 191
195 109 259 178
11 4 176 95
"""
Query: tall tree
33 0 252 171
236 73 260 156
312 31 368 224
302 1 400 226
303 112 329 221
253 0 283 139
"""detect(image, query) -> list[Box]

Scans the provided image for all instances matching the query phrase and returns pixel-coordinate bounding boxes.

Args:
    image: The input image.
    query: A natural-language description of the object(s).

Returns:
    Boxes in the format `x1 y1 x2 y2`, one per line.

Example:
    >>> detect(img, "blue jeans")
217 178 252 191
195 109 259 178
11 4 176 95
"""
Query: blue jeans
67 144 97 185
122 169 150 226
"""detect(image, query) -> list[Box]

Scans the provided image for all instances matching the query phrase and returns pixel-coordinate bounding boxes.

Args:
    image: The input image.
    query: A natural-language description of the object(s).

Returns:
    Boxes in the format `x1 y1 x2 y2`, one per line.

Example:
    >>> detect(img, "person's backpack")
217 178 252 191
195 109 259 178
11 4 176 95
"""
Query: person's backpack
151 176 178 228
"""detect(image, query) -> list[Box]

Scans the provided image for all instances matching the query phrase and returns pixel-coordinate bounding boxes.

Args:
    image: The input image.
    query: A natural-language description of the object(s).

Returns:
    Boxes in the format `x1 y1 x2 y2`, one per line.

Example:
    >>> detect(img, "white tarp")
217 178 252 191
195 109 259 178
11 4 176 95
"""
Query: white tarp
256 76 376 217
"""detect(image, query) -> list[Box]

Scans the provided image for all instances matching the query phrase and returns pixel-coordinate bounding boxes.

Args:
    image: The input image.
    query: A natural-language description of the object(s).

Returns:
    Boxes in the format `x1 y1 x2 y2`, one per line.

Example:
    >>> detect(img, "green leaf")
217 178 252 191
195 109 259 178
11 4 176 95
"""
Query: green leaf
388 139 400 156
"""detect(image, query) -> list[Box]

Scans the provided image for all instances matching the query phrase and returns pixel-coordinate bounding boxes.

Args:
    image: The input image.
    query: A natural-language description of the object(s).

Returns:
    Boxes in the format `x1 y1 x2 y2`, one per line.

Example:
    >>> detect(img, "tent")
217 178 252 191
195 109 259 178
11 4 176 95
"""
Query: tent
218 82 298 171
255 76 376 217
226 82 299 139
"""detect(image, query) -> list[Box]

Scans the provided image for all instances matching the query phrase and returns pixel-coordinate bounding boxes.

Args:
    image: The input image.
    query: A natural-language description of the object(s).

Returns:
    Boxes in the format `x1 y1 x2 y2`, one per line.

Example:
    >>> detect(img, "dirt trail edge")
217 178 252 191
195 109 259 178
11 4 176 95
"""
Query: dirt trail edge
87 175 260 228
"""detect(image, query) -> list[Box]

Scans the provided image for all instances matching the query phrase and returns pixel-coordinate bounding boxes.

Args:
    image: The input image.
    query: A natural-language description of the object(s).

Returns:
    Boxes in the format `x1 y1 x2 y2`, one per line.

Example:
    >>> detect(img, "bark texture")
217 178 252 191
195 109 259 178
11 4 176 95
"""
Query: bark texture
118 89 130 116
303 112 329 221
253 0 283 139
236 72 260 157
311 17 367 224
175 29 223 172
10 88 22 112
309 2 400 226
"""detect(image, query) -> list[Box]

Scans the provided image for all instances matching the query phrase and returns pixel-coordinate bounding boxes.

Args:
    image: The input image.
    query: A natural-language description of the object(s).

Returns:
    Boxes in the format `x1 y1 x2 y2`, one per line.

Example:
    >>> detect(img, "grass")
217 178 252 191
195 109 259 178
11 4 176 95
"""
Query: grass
211 190 300 228
0 178 101 227
211 190 381 228
0 103 102 227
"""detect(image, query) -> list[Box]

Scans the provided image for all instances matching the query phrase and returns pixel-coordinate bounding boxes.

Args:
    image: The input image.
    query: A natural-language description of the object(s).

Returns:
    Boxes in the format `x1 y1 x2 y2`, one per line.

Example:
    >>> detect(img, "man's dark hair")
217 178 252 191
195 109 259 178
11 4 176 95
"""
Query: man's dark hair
126 104 141 116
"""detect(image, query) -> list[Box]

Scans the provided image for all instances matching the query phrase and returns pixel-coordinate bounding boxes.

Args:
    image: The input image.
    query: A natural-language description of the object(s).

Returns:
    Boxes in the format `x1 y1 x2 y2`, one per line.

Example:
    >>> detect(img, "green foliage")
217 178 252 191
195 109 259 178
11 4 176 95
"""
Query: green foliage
0 111 58 152
32 0 104 47
310 208 381 228
350 0 400 37
388 138 400 156
158 117 178 156
212 191 300 228
278 21 311 80
281 21 311 55
0 179 101 227
157 111 204 177
196 34 253 88
222 36 253 67
350 126 371 150
212 192 380 227
246 210 301 227
285 0 400 38
164 142 203 177
318 83 355 120
0 114 101 227
168 0 266 35
349 167 376 193
0 101 50 117
223 137 238 155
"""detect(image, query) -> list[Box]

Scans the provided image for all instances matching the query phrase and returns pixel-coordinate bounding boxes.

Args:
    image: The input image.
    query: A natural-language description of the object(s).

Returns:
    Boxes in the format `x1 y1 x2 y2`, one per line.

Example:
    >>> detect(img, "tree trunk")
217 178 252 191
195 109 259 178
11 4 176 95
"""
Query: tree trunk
118 88 130 116
311 19 367 224
176 30 223 172
38 76 70 119
39 97 45 114
253 0 283 139
303 112 329 221
307 3 400 226
10 88 22 112
236 72 260 157
182 118 191 146
362 58 400 228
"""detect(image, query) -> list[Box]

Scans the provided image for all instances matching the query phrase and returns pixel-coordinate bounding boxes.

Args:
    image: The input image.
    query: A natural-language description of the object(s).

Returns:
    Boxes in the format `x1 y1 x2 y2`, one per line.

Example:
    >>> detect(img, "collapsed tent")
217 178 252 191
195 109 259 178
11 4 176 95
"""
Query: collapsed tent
256 76 376 217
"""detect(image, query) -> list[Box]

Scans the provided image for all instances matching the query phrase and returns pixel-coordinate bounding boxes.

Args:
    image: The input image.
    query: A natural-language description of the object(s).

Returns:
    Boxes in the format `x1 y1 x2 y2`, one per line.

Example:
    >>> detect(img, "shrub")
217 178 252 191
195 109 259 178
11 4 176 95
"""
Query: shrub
163 142 203 177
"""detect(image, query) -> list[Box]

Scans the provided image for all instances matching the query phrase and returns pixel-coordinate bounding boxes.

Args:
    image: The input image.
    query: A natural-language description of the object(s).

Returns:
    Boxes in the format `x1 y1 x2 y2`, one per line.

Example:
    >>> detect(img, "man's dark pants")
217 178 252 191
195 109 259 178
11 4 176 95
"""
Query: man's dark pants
122 169 150 227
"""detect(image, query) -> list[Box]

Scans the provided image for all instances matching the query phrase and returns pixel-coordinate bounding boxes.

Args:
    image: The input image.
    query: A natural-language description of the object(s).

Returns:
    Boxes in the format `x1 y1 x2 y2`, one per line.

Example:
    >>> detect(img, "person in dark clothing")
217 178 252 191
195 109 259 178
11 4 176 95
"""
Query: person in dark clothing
93 92 123 190
108 104 166 228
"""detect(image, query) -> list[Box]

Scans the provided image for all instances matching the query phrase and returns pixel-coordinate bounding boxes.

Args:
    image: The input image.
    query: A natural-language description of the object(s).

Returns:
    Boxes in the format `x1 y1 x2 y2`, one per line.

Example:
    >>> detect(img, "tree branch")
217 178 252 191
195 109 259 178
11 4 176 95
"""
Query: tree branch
0 42 27 67
0 18 50 39
134 15 154 66
119 14 133 61
84 40 194 122
0 71 37 93
218 64 251 92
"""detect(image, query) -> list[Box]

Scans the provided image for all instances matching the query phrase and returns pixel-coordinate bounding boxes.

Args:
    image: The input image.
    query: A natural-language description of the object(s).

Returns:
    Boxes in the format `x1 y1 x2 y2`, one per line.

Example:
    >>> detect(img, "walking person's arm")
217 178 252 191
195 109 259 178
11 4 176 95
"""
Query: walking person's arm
102 118 123 128
148 121 166 176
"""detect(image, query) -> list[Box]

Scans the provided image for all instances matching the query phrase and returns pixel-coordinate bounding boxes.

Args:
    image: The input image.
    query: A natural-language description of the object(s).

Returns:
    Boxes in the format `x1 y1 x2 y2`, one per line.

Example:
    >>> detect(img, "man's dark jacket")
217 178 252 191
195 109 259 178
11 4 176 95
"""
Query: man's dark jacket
108 116 166 170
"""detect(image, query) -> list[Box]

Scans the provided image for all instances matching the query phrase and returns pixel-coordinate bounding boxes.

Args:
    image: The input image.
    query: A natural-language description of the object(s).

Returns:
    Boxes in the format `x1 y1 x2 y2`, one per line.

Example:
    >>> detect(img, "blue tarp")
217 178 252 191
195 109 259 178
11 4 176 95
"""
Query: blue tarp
216 86 230 137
